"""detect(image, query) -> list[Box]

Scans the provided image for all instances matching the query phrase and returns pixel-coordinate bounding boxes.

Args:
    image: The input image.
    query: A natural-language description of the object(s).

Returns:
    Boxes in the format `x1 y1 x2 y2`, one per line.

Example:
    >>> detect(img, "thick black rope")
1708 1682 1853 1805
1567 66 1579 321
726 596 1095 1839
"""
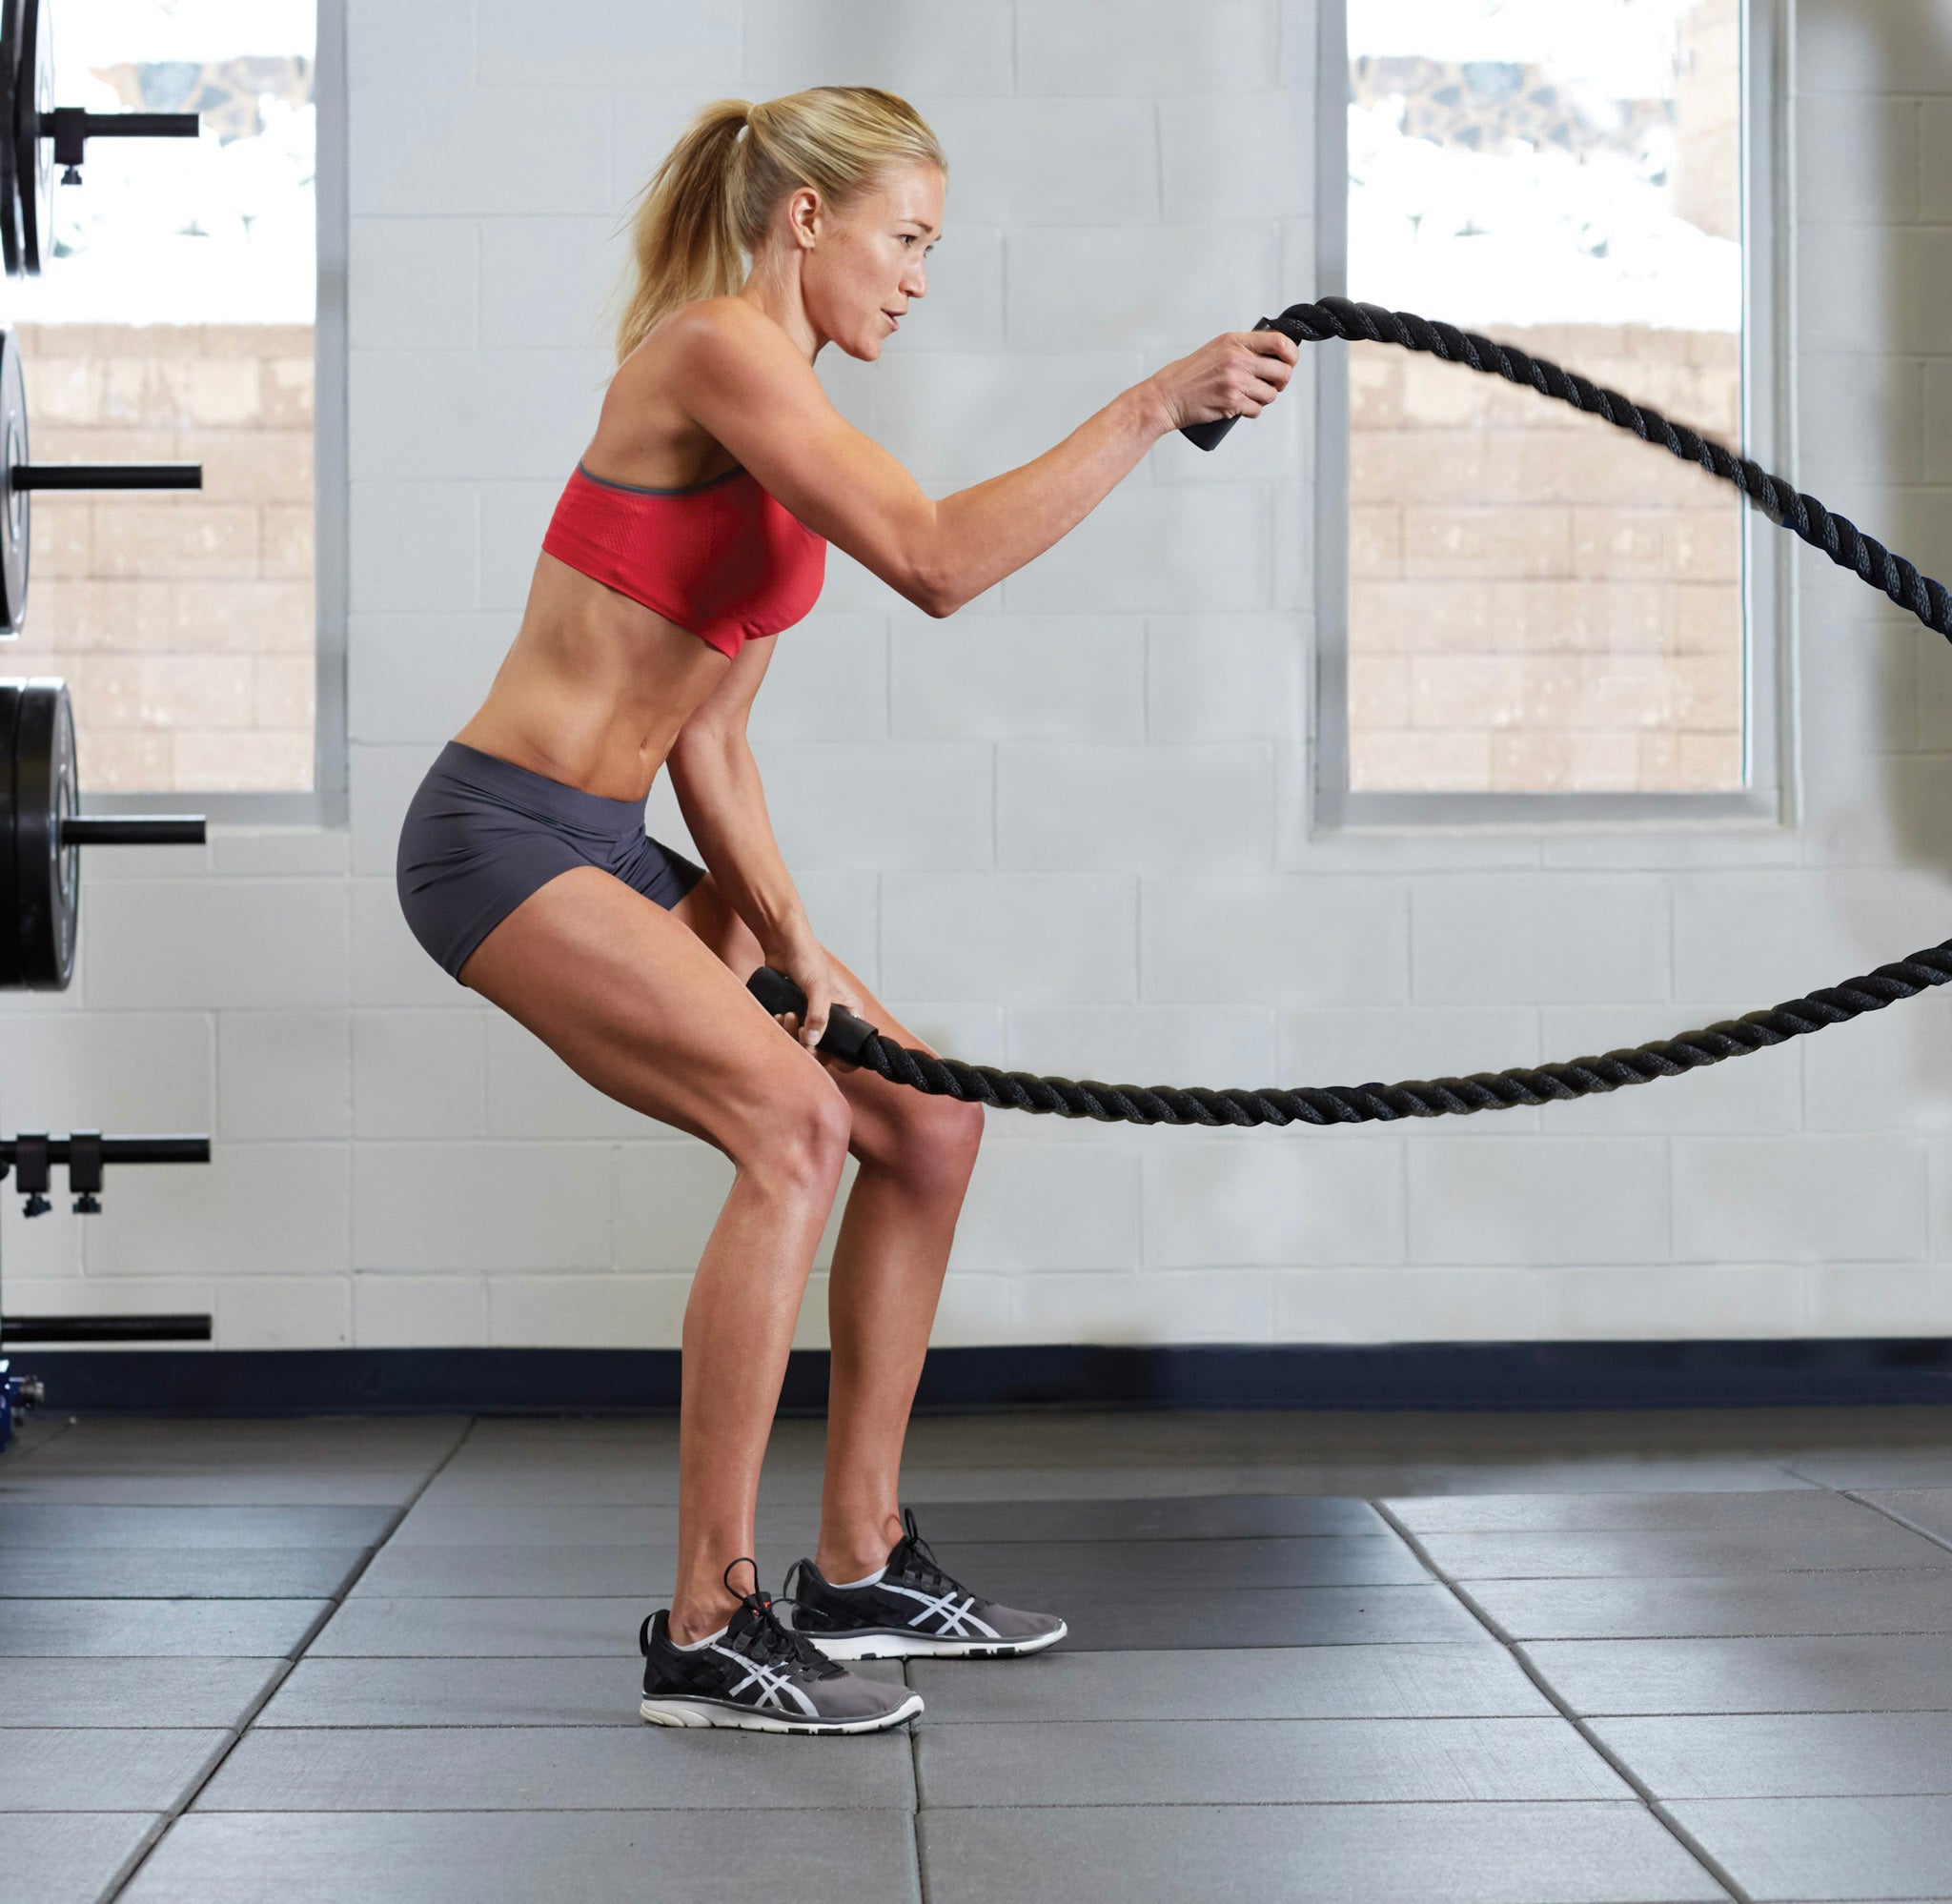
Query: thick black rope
837 296 1952 1125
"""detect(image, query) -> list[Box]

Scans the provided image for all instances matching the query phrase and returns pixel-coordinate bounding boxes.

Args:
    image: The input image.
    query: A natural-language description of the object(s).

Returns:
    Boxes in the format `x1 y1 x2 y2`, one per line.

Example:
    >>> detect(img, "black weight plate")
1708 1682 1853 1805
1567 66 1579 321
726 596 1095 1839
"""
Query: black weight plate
0 676 21 985
14 0 47 276
0 0 22 278
0 328 27 633
14 675 74 987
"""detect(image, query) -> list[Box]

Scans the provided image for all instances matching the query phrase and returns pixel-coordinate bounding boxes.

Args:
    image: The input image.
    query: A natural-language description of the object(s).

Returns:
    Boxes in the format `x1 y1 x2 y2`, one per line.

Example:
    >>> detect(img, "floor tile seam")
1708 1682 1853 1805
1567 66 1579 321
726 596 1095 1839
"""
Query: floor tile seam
907 1664 929 1904
97 1416 486 1904
174 1797 1692 1814
342 1581 1458 1593
843 1796 1690 1812
44 1706 1952 1731
1499 1628 1952 1641
166 1810 928 1826
133 1797 1672 1815
269 1639 1502 1659
225 1714 1620 1735
74 1637 1952 1656
339 1582 1437 1597
1 1591 372 1602
1477 1560 1952 1589
0 1482 453 1498
1368 1498 1752 1904
1841 1489 1952 1557
332 1584 1452 1599
0 1652 298 1662
376 1533 1407 1547
232 1712 1557 1728
1500 1706 1952 1719
0 1542 392 1552
1440 1564 1952 1582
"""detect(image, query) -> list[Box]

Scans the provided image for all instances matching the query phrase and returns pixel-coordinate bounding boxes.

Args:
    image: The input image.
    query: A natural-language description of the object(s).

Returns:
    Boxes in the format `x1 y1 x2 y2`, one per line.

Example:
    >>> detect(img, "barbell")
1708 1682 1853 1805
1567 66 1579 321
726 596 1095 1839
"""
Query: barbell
0 326 205 634
0 0 214 1405
0 0 201 278
0 678 204 988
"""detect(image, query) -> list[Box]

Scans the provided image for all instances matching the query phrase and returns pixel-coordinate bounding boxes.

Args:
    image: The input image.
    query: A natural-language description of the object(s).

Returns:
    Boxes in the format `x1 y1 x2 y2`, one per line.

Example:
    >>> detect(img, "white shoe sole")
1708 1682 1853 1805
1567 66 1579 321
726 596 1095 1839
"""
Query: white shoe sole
639 1690 924 1733
799 1621 1068 1662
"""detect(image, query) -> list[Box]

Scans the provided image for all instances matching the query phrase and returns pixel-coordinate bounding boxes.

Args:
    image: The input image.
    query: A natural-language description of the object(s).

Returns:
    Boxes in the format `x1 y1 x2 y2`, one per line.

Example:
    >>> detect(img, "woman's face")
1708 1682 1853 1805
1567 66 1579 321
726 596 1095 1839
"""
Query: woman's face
781 162 945 359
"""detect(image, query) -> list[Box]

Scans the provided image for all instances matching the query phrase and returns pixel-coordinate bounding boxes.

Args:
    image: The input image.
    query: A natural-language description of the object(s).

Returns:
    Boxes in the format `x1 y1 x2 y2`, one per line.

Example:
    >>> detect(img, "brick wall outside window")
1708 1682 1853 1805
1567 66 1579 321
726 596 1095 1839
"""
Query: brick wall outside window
6 321 315 794
1348 321 1742 794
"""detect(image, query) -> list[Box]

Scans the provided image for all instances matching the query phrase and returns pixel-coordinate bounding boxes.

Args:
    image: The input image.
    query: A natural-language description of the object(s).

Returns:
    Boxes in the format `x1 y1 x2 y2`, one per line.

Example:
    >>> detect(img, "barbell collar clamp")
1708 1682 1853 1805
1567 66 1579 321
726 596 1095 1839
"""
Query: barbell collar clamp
66 1128 101 1196
0 1131 208 1218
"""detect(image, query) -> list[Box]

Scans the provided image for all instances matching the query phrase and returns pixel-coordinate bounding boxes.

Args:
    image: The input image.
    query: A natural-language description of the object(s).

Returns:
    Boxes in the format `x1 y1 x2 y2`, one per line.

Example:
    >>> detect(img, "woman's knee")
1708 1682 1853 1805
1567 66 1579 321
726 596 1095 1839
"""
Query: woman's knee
872 1095 986 1194
735 1074 854 1191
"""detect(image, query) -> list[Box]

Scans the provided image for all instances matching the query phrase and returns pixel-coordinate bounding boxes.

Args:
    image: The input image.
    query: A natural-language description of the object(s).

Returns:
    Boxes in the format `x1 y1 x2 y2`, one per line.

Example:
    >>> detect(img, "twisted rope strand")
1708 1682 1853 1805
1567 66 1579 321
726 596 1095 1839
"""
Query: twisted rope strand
838 299 1952 1124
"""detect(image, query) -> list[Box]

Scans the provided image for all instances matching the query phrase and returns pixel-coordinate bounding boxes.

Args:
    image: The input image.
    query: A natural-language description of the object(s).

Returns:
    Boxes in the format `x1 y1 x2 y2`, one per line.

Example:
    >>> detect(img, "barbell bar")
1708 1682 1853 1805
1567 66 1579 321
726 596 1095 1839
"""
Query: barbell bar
0 0 202 278
0 1131 214 1348
0 328 205 636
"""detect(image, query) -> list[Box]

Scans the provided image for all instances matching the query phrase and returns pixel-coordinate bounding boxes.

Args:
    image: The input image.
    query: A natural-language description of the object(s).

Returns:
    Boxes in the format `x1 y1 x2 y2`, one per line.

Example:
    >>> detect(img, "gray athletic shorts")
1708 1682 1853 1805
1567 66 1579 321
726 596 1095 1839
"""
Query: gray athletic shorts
396 739 707 982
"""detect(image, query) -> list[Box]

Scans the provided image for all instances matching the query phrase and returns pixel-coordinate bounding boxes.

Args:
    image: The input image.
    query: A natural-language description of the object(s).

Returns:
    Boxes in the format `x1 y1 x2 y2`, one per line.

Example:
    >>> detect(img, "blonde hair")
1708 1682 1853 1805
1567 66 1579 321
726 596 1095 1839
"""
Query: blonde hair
606 85 947 370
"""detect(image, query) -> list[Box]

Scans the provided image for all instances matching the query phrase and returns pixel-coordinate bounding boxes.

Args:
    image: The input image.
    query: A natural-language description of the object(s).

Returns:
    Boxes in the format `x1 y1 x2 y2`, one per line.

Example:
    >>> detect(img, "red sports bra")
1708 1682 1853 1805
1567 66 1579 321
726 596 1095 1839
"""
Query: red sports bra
540 458 826 659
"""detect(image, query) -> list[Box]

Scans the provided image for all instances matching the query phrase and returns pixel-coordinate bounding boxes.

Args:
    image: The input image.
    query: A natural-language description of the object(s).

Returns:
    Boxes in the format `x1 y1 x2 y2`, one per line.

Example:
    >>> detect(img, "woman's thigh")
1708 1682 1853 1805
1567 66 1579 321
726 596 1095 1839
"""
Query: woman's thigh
669 872 985 1176
459 864 846 1162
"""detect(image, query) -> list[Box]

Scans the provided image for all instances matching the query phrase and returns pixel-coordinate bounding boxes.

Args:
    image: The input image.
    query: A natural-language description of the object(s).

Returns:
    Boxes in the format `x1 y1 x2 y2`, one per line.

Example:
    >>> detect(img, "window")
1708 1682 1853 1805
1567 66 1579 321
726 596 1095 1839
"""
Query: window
5 0 343 816
1315 0 1786 827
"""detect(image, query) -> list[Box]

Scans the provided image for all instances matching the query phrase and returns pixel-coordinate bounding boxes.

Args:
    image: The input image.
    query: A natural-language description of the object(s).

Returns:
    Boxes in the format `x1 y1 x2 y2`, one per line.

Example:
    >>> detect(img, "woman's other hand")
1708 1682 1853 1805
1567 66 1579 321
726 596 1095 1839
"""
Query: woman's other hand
760 935 863 1069
1143 328 1301 434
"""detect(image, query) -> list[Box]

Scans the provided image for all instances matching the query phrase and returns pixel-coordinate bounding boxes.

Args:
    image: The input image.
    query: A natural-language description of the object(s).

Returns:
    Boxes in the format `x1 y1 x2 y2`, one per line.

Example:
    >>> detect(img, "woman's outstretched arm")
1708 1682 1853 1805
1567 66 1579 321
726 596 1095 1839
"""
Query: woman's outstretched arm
671 295 1296 619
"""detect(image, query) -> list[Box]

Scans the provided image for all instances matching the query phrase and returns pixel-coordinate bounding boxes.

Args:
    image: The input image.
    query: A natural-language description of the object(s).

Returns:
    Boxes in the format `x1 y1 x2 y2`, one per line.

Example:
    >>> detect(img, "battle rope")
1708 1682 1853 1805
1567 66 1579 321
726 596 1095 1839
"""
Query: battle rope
747 295 1952 1127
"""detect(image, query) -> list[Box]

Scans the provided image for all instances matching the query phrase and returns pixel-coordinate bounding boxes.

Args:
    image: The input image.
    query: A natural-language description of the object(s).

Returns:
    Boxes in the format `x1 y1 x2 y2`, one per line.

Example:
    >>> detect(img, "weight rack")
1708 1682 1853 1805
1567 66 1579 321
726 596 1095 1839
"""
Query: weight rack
0 0 220 1448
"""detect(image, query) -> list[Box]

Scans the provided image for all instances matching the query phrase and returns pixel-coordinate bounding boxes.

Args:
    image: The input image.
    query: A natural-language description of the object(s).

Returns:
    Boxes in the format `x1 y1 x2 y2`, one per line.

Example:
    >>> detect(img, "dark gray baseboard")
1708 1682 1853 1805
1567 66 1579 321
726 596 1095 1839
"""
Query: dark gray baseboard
5 1338 1952 1417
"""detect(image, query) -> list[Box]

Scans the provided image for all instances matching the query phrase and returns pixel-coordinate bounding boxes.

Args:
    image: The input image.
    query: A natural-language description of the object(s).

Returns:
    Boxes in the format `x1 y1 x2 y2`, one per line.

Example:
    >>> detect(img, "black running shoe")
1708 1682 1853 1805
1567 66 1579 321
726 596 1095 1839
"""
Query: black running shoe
783 1507 1068 1660
638 1557 924 1733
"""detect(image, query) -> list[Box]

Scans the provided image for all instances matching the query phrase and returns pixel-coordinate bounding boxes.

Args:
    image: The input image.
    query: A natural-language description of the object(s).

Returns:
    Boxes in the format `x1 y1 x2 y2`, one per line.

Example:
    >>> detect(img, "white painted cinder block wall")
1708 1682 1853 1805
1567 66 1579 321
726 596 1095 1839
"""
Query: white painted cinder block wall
6 0 1951 1353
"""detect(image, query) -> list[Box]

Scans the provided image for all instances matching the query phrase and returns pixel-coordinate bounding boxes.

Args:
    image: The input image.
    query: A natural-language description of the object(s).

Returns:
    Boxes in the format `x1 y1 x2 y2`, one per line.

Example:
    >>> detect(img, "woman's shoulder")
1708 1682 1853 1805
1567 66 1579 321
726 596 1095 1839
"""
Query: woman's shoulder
597 301 758 488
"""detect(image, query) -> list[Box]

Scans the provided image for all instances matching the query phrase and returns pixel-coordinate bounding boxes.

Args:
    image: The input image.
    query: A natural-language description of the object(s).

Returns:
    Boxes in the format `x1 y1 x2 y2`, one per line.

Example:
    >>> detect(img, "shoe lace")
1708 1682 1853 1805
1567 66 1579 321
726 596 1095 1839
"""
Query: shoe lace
885 1506 963 1598
721 1555 843 1679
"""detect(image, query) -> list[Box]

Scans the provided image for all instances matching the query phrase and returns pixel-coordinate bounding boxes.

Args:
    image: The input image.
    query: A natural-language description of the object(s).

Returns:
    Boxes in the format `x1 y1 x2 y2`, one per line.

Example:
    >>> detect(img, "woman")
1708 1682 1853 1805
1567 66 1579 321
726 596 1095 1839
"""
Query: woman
396 85 1299 1734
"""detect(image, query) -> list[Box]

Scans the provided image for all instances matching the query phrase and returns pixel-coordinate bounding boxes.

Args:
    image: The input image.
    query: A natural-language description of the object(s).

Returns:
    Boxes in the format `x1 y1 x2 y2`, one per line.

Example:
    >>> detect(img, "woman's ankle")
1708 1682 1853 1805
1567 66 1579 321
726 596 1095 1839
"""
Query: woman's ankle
668 1597 739 1647
816 1509 904 1585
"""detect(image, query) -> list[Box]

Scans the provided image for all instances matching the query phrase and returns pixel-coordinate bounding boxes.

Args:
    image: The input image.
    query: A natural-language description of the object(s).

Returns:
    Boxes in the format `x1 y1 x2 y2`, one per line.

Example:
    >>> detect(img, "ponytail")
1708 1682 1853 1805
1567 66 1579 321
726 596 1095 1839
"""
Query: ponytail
606 85 947 370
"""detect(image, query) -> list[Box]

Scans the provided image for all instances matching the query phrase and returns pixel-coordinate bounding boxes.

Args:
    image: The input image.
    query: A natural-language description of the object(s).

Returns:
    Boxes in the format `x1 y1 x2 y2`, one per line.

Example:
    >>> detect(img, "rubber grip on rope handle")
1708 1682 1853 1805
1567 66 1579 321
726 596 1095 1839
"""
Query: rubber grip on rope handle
1178 316 1277 453
746 966 877 1063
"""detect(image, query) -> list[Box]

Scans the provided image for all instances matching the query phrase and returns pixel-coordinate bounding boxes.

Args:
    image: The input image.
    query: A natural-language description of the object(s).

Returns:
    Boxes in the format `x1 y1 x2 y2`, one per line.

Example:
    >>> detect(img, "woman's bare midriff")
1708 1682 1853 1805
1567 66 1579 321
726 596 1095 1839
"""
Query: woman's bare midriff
451 309 742 803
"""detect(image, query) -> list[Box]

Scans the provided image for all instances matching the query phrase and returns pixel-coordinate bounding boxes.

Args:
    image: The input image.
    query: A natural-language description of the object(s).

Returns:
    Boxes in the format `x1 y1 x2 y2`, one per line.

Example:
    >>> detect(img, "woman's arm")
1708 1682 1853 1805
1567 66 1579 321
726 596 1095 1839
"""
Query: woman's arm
925 384 1169 615
671 299 1177 618
665 637 811 956
668 733 810 956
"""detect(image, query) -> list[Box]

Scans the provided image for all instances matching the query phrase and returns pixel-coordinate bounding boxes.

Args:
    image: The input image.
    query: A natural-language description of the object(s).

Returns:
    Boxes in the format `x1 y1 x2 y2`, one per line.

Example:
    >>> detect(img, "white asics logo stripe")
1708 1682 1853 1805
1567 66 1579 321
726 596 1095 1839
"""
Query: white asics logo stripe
707 1641 818 1716
881 1582 1002 1639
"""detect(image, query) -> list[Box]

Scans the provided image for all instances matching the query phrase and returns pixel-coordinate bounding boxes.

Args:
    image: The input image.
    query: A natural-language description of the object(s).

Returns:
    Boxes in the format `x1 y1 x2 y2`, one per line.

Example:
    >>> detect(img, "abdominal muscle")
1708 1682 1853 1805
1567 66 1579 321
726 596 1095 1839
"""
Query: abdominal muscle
451 317 737 803
451 552 731 803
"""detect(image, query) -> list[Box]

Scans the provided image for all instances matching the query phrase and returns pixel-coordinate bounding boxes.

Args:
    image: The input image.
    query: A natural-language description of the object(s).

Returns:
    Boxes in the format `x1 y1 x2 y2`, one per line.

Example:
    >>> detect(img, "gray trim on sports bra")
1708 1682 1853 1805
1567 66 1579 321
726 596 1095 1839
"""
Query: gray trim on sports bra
575 459 748 496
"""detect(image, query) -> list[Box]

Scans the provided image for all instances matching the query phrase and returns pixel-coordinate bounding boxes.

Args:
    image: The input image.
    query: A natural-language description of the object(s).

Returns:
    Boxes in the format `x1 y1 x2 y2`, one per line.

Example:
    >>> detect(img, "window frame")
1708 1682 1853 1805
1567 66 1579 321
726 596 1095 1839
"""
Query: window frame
78 0 348 830
1311 0 1794 832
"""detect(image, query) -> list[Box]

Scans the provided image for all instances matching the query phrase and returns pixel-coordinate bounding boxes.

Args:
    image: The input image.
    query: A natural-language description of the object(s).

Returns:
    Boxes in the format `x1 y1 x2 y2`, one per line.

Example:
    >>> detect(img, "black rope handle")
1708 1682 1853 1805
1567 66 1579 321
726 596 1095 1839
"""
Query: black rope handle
750 296 1952 1126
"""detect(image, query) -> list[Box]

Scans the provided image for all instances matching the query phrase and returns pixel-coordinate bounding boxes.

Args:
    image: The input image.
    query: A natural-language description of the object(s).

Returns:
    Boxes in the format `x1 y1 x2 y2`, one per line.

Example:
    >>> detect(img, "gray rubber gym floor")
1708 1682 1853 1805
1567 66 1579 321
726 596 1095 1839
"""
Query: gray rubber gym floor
8 1408 1952 1903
